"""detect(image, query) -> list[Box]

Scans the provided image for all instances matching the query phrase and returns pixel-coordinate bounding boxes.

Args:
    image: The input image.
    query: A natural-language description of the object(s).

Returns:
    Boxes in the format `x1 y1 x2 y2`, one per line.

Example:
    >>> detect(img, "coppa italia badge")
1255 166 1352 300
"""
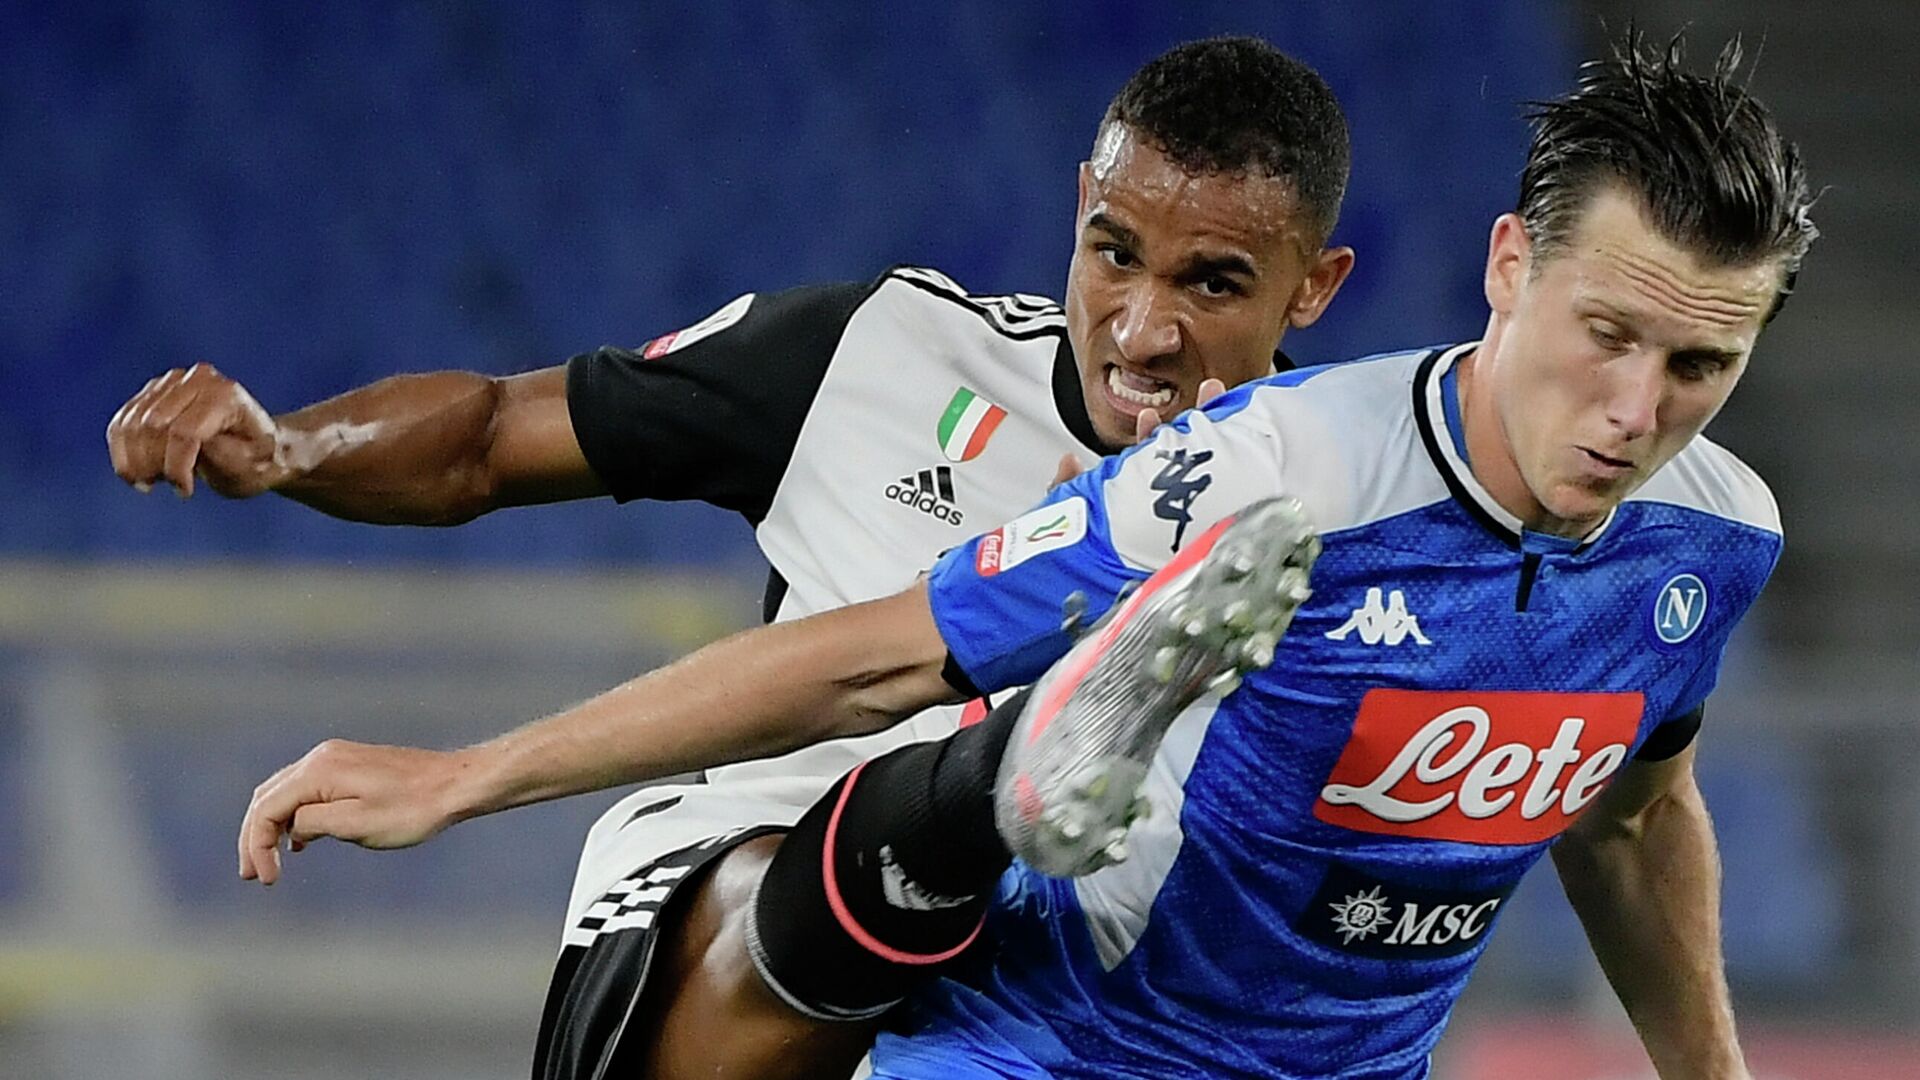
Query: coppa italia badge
1315 689 1645 845
937 387 1008 462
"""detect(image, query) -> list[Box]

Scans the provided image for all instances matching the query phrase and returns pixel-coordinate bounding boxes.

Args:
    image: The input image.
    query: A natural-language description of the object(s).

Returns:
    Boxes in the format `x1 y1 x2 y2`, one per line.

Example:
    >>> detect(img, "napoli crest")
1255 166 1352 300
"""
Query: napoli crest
1653 573 1709 644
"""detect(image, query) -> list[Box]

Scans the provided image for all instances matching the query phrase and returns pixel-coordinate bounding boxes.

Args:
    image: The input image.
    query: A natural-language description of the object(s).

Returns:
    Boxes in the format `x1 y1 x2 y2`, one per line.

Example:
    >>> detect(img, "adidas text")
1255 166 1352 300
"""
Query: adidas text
885 466 965 527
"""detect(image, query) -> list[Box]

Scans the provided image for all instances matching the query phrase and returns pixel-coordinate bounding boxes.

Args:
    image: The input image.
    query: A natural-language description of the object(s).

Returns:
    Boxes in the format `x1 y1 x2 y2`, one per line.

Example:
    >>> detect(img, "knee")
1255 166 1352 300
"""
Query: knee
673 835 784 1001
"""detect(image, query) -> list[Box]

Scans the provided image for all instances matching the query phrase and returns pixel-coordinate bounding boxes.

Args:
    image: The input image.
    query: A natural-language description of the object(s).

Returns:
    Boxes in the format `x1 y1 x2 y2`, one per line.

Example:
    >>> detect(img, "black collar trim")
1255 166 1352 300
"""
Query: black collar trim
1411 345 1520 550
1052 337 1118 456
1410 343 1616 553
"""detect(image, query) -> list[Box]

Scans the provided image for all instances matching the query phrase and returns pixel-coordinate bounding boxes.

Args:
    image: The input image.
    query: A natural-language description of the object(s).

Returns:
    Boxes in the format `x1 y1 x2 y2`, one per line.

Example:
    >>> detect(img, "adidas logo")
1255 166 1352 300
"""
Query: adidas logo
885 466 965 526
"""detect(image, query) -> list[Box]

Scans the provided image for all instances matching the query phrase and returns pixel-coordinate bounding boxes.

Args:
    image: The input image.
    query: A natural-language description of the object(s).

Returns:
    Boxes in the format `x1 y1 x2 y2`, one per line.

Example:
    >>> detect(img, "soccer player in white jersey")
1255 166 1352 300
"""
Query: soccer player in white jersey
109 39 1356 1079
233 32 1816 1078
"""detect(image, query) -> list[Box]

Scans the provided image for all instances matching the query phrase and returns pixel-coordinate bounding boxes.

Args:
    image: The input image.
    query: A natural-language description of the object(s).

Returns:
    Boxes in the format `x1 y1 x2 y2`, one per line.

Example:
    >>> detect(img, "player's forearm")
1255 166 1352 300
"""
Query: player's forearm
1553 782 1748 1080
270 371 511 524
446 585 961 821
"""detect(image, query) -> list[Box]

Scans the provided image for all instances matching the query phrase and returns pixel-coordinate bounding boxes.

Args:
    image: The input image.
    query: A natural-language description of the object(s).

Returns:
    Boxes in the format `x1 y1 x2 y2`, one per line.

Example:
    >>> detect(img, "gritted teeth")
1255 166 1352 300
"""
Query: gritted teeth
1107 366 1175 409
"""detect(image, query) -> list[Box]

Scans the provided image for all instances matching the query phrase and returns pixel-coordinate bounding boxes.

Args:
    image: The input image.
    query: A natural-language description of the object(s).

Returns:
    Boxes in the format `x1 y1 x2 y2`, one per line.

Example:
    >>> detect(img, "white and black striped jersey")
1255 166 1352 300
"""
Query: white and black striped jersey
570 266 1287 793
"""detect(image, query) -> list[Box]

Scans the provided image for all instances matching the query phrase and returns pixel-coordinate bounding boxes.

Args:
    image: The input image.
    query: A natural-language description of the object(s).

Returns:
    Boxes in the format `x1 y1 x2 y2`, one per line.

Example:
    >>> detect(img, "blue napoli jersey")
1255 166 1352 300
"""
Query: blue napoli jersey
877 344 1783 1080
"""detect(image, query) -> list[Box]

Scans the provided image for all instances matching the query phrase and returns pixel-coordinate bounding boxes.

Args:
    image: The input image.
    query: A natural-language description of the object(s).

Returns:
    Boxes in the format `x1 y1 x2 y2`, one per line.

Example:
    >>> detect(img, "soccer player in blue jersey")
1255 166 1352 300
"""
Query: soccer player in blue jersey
242 32 1814 1079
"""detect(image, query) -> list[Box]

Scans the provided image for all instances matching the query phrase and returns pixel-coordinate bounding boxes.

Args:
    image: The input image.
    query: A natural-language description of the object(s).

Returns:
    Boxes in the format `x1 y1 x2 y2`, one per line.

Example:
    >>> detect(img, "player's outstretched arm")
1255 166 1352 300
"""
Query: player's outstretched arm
1551 743 1752 1080
106 362 599 523
238 582 961 884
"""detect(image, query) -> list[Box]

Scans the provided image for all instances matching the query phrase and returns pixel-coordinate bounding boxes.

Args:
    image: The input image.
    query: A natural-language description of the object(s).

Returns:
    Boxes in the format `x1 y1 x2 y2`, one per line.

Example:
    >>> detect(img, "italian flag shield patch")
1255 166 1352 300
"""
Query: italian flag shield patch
936 387 1008 462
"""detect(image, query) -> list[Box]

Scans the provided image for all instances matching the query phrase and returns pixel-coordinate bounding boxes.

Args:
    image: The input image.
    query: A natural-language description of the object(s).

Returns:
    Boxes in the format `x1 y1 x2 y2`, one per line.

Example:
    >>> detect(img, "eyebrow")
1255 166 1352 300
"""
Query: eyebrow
1670 345 1744 369
1588 301 1743 367
1178 252 1259 281
1085 212 1259 280
1084 212 1140 249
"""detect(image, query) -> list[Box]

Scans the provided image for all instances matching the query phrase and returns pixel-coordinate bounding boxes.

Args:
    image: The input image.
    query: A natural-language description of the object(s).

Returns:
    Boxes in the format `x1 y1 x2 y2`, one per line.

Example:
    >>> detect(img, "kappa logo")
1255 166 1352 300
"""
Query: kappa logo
1315 689 1645 845
885 466 964 527
1149 448 1213 551
1653 573 1709 644
1326 587 1432 646
1302 862 1514 958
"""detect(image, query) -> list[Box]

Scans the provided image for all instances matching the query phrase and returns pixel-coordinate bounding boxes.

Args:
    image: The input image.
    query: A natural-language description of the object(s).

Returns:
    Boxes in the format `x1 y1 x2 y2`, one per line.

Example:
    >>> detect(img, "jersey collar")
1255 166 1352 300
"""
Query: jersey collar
1050 339 1296 457
1051 336 1112 455
1412 343 1616 553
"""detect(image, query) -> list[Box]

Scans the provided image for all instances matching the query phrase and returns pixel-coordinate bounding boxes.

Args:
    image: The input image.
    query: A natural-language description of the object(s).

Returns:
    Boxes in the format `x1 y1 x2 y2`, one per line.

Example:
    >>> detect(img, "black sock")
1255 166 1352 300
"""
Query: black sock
747 689 1024 1019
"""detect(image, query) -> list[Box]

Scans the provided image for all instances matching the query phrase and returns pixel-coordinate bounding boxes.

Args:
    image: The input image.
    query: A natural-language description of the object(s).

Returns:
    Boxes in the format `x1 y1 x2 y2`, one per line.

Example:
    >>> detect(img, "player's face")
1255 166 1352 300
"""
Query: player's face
1064 124 1354 447
1473 185 1783 537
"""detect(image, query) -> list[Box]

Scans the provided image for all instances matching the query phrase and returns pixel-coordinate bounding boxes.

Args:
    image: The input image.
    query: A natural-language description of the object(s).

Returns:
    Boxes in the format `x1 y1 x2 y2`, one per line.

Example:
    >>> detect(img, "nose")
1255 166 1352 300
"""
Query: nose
1604 349 1666 441
1111 281 1182 365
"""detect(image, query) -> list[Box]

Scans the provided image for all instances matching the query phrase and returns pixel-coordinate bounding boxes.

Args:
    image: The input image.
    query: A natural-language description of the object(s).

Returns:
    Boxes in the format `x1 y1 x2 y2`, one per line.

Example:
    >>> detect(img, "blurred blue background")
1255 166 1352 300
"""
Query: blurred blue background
3 3 1915 1078
0 0 1566 565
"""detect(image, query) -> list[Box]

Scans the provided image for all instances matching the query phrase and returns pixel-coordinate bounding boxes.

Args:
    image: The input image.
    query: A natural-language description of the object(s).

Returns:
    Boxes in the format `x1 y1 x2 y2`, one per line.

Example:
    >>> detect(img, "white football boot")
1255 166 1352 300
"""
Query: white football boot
994 496 1319 877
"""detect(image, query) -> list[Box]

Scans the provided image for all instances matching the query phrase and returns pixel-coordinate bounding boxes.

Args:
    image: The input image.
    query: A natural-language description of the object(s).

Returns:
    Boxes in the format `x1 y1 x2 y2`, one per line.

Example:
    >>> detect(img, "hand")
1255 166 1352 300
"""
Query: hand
1053 377 1229 485
108 362 292 498
239 740 477 885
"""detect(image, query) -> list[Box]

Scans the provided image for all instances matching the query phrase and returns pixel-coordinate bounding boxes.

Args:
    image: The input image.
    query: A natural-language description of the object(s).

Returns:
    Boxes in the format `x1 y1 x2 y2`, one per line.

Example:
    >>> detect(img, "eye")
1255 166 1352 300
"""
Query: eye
1097 244 1138 270
1669 353 1729 383
1194 276 1244 299
1587 321 1628 351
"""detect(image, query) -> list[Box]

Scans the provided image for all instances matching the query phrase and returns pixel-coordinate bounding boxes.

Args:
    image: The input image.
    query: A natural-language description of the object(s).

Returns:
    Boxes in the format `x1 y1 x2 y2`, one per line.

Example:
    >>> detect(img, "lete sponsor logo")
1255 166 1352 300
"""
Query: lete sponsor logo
1315 689 1645 844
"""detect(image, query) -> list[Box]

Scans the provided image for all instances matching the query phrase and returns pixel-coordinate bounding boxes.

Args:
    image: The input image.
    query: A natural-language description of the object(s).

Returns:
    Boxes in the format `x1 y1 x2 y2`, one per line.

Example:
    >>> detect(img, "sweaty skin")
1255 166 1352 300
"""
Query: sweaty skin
106 364 598 520
112 112 1356 1080
1462 186 1780 538
1067 126 1352 447
223 184 1788 1080
1459 184 1783 1080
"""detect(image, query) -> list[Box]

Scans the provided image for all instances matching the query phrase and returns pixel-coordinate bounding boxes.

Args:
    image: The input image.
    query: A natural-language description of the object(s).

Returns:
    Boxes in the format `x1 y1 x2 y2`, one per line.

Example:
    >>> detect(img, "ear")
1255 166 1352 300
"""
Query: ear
1285 245 1356 329
1075 161 1093 231
1485 213 1531 316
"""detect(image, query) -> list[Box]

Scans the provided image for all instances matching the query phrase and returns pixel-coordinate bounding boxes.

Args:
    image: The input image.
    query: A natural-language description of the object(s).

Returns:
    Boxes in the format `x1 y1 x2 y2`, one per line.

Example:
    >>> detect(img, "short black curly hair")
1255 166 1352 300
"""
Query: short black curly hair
1101 37 1350 246
1519 30 1818 317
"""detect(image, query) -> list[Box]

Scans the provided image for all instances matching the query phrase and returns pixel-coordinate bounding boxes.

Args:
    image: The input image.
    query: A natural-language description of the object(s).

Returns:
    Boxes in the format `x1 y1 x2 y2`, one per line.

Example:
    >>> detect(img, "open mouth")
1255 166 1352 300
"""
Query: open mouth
1104 365 1177 411
1580 447 1634 471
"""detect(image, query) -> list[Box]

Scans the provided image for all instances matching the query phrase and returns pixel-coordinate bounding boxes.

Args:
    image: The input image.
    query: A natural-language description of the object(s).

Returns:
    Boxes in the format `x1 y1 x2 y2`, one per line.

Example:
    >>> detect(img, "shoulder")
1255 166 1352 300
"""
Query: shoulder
1628 434 1782 537
1096 347 1443 568
1232 347 1426 430
1211 347 1444 535
861 266 1065 342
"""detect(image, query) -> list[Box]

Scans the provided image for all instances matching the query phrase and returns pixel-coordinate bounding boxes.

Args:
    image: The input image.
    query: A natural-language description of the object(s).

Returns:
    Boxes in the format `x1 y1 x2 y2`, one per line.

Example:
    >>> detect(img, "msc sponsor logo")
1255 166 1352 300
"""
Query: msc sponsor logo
1314 689 1645 845
886 466 964 527
1300 862 1515 959
1653 572 1709 644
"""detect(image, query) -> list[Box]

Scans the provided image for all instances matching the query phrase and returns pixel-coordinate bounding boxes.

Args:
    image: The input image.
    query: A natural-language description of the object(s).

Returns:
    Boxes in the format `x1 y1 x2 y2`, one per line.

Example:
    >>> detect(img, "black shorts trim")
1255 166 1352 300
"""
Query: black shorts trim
532 825 787 1080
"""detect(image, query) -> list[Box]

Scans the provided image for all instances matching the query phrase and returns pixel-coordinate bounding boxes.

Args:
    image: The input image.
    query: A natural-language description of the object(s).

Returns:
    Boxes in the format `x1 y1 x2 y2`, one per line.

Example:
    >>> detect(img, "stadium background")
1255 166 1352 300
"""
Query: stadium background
3 2 1914 1077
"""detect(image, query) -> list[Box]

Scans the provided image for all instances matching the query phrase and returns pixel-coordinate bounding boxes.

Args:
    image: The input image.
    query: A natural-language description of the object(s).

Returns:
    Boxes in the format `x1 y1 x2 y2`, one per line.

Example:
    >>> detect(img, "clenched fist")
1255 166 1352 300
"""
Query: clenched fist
107 362 292 498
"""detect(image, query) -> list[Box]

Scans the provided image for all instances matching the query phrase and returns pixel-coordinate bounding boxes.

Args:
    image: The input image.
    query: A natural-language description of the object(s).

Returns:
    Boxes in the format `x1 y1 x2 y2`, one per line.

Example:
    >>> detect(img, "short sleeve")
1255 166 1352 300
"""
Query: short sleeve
927 382 1288 693
1634 705 1702 761
565 279 877 520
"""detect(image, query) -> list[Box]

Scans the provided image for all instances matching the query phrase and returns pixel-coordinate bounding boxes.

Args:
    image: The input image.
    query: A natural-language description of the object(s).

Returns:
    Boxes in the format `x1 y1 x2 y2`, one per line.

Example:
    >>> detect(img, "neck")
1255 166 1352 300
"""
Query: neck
1455 341 1599 541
